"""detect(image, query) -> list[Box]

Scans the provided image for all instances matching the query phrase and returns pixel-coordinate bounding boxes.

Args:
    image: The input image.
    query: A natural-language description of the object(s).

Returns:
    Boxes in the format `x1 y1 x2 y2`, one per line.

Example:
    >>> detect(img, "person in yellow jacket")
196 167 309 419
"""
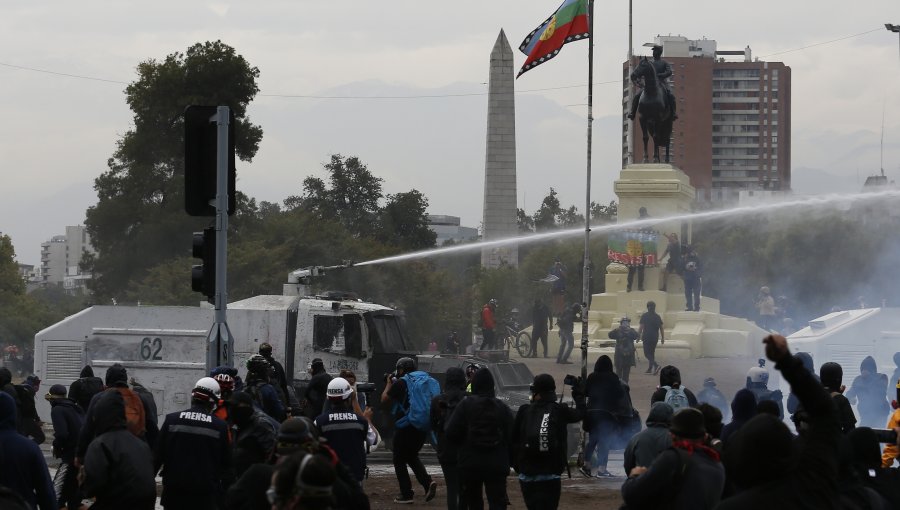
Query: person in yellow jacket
881 379 900 467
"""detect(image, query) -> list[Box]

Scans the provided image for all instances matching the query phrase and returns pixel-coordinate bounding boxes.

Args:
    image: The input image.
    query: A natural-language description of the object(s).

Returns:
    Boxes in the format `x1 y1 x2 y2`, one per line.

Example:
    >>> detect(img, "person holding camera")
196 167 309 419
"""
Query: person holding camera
582 355 625 478
609 317 639 383
512 374 585 510
381 357 438 504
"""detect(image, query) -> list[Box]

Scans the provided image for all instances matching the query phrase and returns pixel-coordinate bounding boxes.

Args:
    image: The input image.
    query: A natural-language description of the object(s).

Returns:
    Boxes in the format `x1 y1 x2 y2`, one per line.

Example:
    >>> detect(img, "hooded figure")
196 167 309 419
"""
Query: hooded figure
445 368 514 510
624 402 674 474
819 362 857 433
81 390 156 510
650 366 699 407
0 367 19 405
431 367 468 510
583 355 627 477
846 356 890 428
67 365 104 411
835 427 892 509
787 352 818 414
849 427 900 507
720 389 757 443
0 392 56 510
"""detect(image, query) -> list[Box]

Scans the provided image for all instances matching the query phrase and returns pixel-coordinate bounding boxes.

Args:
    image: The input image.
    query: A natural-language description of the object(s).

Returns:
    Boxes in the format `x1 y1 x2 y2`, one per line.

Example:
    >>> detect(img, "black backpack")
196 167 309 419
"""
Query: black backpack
519 403 563 461
467 397 505 449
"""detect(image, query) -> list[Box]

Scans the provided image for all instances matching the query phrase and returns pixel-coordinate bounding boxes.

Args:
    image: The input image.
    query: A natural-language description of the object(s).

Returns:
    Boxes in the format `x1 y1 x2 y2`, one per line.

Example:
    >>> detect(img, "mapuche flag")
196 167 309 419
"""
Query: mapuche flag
517 0 590 78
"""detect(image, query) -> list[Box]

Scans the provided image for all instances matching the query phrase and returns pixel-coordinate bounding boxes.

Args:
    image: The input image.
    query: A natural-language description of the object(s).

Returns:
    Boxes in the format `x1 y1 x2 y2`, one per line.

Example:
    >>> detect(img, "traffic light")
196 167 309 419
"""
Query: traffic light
192 227 216 302
184 105 236 216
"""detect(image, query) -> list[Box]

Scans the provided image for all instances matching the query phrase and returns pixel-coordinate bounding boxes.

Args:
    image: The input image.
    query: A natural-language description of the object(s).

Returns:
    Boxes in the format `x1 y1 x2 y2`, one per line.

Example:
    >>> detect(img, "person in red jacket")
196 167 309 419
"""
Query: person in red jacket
480 299 498 350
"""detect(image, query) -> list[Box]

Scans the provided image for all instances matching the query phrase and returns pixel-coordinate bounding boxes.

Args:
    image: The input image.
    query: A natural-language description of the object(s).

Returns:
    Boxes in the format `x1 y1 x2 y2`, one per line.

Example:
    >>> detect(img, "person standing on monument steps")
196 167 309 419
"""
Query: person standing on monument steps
682 245 702 311
639 301 665 375
627 208 651 292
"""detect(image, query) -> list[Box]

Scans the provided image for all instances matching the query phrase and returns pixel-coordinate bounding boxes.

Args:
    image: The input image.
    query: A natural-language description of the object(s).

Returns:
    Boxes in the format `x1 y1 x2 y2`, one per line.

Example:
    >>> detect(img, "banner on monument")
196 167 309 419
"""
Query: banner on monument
608 230 659 267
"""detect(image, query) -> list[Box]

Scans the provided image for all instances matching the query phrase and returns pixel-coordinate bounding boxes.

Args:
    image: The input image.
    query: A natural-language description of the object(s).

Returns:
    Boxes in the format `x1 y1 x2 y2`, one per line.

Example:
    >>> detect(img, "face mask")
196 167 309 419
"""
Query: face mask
232 406 253 426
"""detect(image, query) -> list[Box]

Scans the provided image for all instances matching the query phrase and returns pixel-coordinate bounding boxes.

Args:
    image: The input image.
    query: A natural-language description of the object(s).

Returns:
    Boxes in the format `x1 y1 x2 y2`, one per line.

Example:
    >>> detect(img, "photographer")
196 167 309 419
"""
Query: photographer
381 357 438 504
512 374 586 510
582 355 625 478
314 378 376 485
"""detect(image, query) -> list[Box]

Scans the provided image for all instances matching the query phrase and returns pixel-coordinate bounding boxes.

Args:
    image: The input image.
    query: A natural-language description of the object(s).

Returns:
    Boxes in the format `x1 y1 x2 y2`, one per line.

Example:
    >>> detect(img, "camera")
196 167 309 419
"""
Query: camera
383 372 398 383
356 382 376 393
563 374 580 386
872 428 897 444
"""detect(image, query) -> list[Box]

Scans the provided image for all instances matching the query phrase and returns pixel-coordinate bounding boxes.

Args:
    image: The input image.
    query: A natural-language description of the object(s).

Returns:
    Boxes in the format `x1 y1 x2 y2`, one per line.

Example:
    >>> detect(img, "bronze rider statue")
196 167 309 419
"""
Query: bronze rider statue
627 45 677 121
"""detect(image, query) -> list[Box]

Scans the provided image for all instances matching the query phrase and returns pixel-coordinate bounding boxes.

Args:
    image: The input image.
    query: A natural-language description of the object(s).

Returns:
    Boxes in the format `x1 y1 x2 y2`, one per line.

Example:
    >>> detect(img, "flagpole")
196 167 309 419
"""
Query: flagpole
627 0 634 164
580 0 594 383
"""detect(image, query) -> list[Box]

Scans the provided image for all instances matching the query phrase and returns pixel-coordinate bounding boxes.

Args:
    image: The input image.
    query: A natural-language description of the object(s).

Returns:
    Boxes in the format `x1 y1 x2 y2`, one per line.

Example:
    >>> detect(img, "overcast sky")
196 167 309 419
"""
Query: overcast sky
2 0 899 264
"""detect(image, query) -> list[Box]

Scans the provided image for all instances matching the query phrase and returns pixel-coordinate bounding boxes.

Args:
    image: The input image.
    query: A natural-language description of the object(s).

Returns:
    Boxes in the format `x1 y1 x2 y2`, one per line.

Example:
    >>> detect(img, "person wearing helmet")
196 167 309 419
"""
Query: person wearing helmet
609 316 639 383
480 299 498 350
154 377 231 510
314 378 377 484
745 359 784 420
212 373 235 424
381 357 438 504
259 343 290 410
245 354 286 422
302 358 332 420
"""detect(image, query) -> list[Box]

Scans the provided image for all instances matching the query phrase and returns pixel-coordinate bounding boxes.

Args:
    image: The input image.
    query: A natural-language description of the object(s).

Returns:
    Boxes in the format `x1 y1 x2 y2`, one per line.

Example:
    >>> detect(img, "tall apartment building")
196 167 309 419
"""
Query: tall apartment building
39 225 96 294
622 35 791 203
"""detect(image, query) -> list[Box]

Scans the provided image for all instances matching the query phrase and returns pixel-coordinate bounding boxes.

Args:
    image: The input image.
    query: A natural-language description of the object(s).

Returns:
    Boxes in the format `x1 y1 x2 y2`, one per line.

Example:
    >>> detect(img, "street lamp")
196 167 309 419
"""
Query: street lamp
887 24 900 61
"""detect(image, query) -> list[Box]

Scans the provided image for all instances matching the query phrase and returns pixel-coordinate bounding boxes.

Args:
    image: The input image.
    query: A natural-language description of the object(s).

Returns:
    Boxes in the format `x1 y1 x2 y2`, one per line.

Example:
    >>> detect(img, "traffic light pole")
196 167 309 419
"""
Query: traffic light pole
207 106 234 372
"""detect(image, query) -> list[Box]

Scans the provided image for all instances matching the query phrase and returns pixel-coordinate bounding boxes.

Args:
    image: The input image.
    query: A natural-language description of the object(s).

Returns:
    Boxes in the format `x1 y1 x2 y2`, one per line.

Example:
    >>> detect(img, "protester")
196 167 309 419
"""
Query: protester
268 452 338 510
480 298 498 350
512 373 586 510
621 407 725 510
720 388 757 443
0 366 18 404
623 402 673 475
696 403 724 454
835 426 891 509
718 334 841 510
381 357 438 504
881 377 900 468
682 246 702 311
582 355 625 478
846 356 890 427
213 372 236 423
67 365 104 411
45 384 84 510
303 358 332 419
430 367 468 510
609 317 638 382
81 390 156 510
745 360 784 419
0 392 56 509
787 352 817 416
230 391 278 478
755 286 776 330
549 259 567 317
445 368 514 510
259 342 290 408
314 377 376 484
530 297 552 358
697 377 730 422
820 361 857 433
555 303 581 365
76 363 158 464
15 374 45 444
851 427 900 507
660 232 682 291
336 369 367 414
638 301 664 375
245 354 286 422
650 365 698 408
155 377 231 510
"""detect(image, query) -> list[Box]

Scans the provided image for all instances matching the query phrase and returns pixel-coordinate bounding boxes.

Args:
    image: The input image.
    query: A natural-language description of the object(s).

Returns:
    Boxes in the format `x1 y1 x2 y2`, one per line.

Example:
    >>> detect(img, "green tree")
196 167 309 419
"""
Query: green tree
591 201 618 224
517 208 534 233
533 188 562 231
84 40 263 302
377 190 436 250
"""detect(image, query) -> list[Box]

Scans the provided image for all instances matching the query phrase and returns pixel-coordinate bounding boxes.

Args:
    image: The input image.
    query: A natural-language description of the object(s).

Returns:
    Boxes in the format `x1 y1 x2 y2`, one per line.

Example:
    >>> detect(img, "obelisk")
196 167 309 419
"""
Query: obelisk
481 29 519 268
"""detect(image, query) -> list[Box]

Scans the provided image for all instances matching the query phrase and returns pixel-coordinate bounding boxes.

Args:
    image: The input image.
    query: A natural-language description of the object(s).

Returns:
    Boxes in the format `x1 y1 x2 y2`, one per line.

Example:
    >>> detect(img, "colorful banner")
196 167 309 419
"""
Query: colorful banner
608 230 659 267
517 0 590 77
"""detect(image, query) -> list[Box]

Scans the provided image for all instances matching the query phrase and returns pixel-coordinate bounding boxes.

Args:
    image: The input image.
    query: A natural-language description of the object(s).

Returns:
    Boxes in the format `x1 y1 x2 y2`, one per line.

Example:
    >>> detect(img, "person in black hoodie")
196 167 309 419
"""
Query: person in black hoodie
303 358 332 419
717 334 841 510
720 388 757 443
67 365 104 411
81 389 156 510
45 384 84 510
819 362 856 433
445 368 514 510
623 402 674 475
512 374 586 510
0 392 55 509
650 365 699 407
846 356 890 428
582 355 625 478
846 427 900 508
786 352 816 416
430 367 468 510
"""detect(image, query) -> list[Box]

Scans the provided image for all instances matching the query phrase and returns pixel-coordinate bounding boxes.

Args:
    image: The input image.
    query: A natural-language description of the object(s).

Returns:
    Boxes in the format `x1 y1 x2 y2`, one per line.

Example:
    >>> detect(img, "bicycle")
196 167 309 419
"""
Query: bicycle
498 318 531 357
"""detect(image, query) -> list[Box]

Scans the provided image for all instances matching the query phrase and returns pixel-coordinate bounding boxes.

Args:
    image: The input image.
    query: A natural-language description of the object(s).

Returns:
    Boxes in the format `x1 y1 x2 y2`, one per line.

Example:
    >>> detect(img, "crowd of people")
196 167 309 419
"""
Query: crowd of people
6 333 900 509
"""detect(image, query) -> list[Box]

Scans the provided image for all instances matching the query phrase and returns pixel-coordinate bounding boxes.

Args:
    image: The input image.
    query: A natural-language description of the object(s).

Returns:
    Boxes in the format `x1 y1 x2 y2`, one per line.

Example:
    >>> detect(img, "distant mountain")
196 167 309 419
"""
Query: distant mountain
790 166 862 195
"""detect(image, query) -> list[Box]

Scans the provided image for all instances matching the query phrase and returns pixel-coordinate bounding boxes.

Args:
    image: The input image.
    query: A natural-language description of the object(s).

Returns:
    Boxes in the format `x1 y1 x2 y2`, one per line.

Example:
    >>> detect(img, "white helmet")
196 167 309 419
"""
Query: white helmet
192 377 221 402
747 366 769 385
326 377 353 400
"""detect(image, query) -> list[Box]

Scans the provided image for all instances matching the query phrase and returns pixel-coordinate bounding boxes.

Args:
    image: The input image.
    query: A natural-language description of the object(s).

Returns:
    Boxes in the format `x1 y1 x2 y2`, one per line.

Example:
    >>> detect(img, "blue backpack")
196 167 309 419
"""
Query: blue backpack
396 371 441 431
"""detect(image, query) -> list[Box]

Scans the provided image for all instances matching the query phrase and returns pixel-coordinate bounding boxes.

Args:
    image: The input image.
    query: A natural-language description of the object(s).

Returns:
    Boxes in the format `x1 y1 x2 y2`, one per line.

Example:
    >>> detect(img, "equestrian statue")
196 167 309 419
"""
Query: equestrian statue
628 44 677 164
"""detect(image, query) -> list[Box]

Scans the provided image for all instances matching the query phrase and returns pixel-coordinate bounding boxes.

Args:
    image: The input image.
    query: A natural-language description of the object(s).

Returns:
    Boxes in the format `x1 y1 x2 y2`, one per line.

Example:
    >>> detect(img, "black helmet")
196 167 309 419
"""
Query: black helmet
396 357 416 373
246 354 270 375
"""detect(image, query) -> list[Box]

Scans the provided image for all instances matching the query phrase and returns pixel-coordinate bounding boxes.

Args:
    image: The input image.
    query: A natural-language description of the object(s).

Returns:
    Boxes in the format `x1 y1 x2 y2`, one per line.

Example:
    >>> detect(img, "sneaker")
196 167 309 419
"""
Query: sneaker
596 470 615 478
394 495 414 504
425 482 437 502
579 465 593 478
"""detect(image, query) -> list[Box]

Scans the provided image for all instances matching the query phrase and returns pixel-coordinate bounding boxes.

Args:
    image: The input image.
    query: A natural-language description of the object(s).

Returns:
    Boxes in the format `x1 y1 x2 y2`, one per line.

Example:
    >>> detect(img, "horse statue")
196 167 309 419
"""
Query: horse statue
632 56 675 163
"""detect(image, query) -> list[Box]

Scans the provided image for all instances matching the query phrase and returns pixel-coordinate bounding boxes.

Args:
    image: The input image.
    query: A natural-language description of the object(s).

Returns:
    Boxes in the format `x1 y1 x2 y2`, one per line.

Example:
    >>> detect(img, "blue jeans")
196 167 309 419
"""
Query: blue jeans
556 329 574 363
584 415 617 470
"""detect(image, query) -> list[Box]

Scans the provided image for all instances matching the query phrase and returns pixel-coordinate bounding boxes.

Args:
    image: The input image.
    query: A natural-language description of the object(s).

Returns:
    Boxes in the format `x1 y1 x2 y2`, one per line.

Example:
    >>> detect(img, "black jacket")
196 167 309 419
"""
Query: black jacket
232 409 277 478
430 368 467 465
624 402 674 474
720 389 757 443
0 392 56 510
716 352 841 510
303 370 332 419
650 366 699 408
68 366 104 411
81 390 156 510
262 354 290 406
76 384 159 461
622 445 725 510
512 396 585 476
49 398 84 463
155 405 232 509
445 369 514 478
